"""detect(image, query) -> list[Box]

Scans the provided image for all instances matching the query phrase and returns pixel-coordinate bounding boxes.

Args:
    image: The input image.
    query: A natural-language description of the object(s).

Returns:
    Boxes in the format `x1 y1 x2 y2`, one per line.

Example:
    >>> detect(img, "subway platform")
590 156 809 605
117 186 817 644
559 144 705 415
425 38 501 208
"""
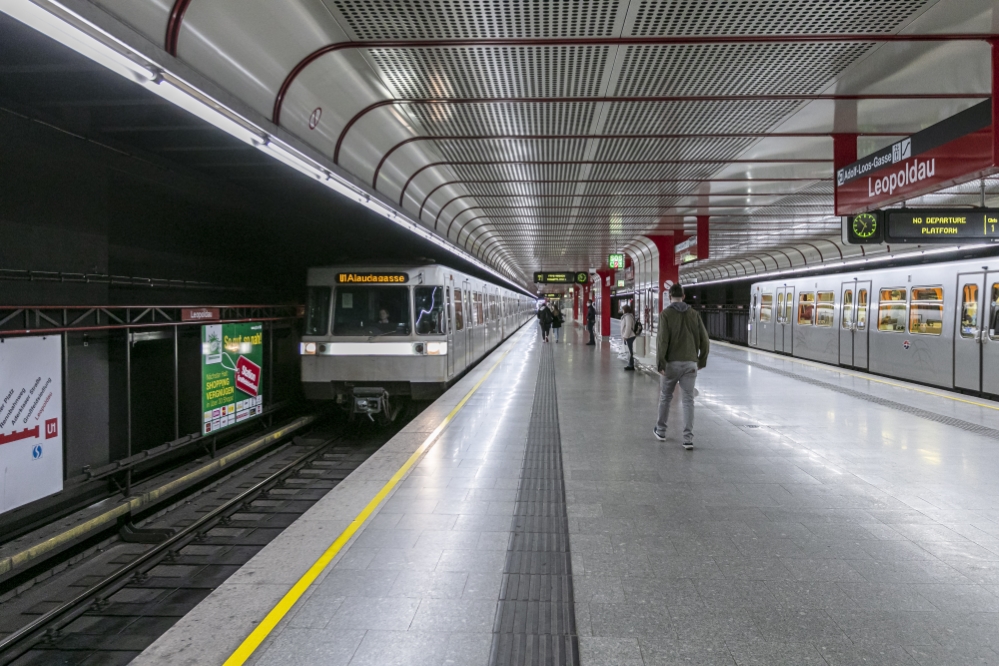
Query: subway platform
135 322 999 666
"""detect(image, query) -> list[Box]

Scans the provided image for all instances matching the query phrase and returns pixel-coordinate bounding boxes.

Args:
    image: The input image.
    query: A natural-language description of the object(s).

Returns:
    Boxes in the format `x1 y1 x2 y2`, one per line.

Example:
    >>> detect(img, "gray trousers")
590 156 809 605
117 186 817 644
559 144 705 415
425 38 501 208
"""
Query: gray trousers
655 361 698 443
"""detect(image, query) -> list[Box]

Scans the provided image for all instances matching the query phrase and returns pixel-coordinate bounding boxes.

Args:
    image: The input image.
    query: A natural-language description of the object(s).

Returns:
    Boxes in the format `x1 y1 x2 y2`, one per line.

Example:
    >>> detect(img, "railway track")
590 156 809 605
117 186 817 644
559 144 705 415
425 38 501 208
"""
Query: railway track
0 419 406 665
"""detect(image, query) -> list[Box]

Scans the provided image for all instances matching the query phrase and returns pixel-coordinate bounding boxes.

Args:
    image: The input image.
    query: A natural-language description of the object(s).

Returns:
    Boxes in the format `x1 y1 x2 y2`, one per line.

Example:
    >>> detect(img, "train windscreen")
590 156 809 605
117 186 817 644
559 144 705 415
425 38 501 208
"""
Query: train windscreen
415 286 446 335
305 287 331 335
332 286 411 336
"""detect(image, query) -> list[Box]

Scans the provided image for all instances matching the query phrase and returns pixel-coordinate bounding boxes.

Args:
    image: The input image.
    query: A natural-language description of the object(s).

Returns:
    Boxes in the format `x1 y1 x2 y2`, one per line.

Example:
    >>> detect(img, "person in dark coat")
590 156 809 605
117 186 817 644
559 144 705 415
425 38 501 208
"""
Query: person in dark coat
537 302 554 342
551 305 564 342
586 301 597 345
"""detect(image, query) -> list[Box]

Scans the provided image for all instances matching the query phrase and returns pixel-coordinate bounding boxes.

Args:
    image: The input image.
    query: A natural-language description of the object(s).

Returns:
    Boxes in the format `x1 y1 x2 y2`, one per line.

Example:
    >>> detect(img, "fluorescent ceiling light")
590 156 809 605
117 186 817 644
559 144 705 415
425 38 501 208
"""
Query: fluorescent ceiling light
0 0 154 83
150 79 263 146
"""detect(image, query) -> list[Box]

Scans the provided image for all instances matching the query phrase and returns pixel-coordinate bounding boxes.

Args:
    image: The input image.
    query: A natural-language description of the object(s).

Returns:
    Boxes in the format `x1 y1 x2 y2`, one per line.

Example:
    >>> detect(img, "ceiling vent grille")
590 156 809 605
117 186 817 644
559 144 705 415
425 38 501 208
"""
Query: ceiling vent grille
405 102 597 136
434 138 592 162
627 0 931 36
601 100 801 136
331 0 621 39
370 46 609 98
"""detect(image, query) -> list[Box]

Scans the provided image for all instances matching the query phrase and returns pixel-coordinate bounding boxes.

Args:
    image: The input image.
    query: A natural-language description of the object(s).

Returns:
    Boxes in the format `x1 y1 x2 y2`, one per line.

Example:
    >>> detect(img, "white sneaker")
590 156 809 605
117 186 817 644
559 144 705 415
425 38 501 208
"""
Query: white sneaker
652 429 666 441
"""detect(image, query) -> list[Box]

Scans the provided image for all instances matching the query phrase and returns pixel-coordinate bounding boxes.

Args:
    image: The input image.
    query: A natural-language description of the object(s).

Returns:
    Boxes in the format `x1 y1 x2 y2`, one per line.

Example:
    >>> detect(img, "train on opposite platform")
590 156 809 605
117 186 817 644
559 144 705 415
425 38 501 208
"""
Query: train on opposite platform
300 264 535 422
749 256 999 396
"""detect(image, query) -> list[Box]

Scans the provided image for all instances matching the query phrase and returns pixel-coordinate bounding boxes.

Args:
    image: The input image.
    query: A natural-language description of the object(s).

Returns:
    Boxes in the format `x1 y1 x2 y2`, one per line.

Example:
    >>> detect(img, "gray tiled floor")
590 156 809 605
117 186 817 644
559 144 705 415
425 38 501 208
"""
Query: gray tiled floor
561 324 999 665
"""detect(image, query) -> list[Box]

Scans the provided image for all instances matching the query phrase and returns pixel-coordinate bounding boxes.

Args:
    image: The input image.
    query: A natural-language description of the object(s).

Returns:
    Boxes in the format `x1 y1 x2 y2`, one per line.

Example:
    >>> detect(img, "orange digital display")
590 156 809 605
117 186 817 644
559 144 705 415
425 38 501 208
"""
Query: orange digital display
336 273 409 284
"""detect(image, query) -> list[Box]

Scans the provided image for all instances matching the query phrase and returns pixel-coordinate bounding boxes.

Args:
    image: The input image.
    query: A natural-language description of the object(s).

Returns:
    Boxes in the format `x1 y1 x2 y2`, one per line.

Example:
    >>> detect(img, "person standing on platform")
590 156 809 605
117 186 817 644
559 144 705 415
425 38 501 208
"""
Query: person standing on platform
537 301 553 343
586 300 597 345
552 305 564 343
653 283 709 449
620 304 637 371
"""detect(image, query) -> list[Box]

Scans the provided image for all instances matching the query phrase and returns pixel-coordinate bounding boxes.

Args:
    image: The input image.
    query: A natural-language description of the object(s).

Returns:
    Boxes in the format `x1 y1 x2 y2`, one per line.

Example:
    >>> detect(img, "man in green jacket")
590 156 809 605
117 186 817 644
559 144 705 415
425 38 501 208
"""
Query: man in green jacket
653 283 710 449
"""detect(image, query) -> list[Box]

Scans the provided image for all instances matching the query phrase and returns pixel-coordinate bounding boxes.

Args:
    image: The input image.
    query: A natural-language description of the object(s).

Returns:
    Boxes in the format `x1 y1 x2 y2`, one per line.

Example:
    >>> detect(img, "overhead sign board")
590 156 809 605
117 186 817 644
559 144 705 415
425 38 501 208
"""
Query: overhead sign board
182 307 220 322
608 254 625 269
836 101 995 215
534 271 588 284
887 209 999 243
336 272 408 284
0 335 63 515
202 323 264 435
674 236 698 264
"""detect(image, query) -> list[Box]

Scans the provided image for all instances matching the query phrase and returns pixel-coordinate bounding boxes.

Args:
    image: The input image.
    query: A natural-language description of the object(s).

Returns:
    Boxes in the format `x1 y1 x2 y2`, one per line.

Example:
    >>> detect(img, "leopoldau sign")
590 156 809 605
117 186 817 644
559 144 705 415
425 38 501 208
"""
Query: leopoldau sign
835 101 995 215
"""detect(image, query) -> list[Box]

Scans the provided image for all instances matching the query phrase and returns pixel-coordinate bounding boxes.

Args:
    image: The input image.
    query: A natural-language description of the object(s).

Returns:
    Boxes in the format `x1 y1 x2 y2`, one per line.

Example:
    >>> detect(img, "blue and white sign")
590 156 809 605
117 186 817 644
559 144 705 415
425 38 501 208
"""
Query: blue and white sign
0 335 63 514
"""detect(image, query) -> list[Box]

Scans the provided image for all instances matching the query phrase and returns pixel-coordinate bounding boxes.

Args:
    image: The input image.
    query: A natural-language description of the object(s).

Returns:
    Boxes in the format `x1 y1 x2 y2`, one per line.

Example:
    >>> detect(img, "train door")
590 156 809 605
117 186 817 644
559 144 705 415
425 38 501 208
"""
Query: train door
983 275 999 395
853 282 871 370
772 290 784 351
839 282 855 365
955 272 987 392
749 292 758 346
463 280 472 366
776 286 794 354
446 283 455 379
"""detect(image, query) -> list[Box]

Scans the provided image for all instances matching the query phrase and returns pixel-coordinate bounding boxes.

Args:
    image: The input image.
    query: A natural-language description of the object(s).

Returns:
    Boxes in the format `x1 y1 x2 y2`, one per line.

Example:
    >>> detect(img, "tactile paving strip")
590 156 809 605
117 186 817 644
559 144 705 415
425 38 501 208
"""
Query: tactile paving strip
489 344 578 666
720 351 999 441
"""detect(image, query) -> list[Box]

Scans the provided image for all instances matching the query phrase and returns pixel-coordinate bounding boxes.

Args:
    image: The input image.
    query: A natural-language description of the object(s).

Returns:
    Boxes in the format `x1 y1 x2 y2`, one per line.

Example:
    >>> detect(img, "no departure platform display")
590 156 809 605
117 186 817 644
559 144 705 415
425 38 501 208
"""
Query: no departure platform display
534 271 588 284
844 209 999 244
202 323 264 435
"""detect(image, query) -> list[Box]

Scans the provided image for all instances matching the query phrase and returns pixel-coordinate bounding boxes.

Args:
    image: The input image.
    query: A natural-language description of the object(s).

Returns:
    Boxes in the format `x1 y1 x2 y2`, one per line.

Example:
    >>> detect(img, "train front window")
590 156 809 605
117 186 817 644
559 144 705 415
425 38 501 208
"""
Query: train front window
332 286 411 336
305 287 331 336
909 286 944 336
415 286 446 335
878 288 906 332
961 283 980 338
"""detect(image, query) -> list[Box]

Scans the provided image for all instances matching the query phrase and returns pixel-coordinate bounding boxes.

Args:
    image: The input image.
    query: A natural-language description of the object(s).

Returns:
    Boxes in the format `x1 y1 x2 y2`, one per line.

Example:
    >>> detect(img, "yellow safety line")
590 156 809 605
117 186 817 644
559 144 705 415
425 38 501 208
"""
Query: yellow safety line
717 340 999 412
223 343 516 666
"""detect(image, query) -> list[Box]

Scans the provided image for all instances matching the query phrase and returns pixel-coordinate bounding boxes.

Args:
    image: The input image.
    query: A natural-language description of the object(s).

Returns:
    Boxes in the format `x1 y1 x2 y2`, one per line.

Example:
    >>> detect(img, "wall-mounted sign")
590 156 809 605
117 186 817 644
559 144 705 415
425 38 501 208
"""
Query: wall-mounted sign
836 101 995 215
182 307 220 322
608 254 625 269
534 271 588 284
202 323 264 435
616 280 625 287
674 236 698 264
0 335 63 515
886 209 999 243
336 273 408 284
843 211 884 245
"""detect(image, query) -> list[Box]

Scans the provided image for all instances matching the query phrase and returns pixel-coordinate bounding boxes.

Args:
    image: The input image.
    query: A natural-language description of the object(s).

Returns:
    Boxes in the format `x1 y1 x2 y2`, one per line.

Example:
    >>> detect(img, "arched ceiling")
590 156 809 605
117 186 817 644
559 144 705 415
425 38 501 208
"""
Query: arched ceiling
70 0 999 282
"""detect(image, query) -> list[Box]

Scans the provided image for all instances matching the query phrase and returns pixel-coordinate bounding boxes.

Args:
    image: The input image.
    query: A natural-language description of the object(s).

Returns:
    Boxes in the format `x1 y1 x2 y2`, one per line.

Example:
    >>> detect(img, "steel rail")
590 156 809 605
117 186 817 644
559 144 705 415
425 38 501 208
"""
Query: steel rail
0 429 338 664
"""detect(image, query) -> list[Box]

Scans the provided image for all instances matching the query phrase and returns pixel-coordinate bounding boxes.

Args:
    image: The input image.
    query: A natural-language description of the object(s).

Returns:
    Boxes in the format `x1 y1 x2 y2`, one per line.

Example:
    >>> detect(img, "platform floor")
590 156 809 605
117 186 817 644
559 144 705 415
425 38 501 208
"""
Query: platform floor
138 321 999 666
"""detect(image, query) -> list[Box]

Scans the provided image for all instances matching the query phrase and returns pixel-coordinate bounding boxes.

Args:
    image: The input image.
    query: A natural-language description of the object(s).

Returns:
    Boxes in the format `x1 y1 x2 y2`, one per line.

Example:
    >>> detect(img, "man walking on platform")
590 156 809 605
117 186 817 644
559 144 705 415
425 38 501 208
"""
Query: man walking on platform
653 283 709 449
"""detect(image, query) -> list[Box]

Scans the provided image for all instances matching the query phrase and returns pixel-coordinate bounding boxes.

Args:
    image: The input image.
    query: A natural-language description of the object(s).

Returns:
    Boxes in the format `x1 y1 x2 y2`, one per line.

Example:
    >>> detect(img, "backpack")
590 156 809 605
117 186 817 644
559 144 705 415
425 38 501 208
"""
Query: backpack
633 318 643 336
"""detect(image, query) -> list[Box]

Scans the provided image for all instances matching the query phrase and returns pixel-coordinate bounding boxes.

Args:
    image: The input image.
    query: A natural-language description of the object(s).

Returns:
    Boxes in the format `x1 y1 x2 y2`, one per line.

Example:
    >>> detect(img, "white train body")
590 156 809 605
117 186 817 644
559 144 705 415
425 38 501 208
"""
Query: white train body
301 264 534 416
749 256 999 395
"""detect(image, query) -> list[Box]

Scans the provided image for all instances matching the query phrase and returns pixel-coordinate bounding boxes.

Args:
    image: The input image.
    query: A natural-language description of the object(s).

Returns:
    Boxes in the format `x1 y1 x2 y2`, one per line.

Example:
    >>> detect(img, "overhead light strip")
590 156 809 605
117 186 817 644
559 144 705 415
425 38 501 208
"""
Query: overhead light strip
0 0 533 296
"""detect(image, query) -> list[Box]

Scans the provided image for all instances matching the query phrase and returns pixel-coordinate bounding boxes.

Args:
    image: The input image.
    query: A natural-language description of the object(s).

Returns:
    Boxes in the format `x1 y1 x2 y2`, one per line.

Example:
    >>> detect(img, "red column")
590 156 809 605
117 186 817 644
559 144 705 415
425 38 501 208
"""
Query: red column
832 133 858 216
595 269 613 337
992 40 999 168
647 233 683 312
573 286 580 321
696 215 710 260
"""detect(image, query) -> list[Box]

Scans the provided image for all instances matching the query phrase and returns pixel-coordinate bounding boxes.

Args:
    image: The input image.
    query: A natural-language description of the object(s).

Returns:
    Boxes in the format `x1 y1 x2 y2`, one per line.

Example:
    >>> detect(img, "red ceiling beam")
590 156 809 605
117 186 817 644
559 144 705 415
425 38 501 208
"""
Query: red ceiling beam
391 157 831 199
272 34 998 124
418 177 831 220
334 94 983 163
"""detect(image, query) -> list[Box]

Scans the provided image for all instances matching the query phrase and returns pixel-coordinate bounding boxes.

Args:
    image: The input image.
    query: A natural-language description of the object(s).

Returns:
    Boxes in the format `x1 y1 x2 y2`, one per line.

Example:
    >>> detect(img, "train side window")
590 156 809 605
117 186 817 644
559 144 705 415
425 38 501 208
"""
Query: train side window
842 289 853 328
784 295 794 322
474 292 484 325
415 286 446 335
454 289 464 331
776 293 784 322
816 292 835 327
797 292 815 326
991 284 999 339
759 294 773 322
304 286 332 336
960 283 979 338
909 286 944 336
878 288 907 332
857 289 868 330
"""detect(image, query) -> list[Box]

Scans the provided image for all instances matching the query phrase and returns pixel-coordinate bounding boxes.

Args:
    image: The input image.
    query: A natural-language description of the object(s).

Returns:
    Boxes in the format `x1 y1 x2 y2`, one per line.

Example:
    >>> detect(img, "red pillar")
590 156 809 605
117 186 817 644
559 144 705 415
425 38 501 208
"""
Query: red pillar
992 40 999 169
832 133 858 216
573 286 580 321
596 269 613 338
696 215 710 260
647 233 684 312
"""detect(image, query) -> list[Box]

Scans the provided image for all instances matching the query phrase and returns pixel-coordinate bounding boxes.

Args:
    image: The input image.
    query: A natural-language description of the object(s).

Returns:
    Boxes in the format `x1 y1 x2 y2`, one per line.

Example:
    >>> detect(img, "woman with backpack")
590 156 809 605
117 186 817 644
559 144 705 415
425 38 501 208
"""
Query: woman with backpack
621 304 641 370
551 305 564 342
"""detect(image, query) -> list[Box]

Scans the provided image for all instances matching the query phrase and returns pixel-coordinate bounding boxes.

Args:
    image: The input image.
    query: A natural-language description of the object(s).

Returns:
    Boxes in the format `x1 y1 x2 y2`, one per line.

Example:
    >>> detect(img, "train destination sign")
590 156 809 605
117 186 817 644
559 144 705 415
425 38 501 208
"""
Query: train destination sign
534 271 588 284
886 209 999 243
336 272 408 284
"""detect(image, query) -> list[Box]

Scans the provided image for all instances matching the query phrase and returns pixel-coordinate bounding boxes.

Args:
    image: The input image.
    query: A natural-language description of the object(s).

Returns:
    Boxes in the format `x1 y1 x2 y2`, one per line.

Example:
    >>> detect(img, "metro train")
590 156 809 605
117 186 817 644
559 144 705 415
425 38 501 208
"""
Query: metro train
749 257 999 395
300 264 535 422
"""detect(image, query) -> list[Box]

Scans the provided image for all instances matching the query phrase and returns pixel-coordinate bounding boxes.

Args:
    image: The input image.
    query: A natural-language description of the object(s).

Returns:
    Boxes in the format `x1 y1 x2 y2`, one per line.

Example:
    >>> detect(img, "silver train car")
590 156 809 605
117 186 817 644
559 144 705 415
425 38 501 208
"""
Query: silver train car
301 264 534 421
749 256 999 396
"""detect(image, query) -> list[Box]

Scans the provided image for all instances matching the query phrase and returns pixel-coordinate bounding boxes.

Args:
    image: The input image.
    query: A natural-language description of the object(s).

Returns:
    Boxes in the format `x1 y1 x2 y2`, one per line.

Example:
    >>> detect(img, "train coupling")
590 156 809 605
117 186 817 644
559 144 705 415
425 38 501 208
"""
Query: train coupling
351 387 391 422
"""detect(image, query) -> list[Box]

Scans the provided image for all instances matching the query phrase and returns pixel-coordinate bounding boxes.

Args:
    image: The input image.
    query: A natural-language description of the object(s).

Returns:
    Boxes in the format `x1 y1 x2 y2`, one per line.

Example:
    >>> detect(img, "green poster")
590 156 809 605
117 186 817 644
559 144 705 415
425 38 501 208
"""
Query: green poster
202 322 264 435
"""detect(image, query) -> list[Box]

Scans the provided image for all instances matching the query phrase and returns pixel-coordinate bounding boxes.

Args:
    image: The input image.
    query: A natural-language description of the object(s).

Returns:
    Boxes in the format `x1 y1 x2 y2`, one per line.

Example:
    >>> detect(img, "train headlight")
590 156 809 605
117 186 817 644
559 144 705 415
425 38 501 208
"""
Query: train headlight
426 342 447 355
300 342 317 355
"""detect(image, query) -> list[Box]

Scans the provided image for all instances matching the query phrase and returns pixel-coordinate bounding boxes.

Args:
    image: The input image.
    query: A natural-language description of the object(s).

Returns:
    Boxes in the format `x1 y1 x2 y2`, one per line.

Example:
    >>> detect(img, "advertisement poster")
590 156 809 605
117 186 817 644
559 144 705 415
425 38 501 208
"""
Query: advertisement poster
202 323 264 435
0 335 63 515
